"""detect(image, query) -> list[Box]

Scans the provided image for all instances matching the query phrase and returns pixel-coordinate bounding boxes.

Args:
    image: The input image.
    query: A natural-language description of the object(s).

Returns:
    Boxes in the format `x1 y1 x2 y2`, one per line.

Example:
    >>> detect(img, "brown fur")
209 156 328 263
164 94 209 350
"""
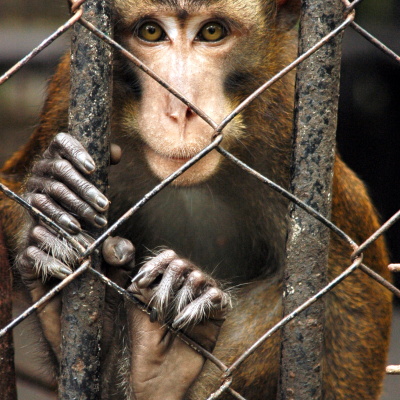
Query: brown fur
0 0 392 399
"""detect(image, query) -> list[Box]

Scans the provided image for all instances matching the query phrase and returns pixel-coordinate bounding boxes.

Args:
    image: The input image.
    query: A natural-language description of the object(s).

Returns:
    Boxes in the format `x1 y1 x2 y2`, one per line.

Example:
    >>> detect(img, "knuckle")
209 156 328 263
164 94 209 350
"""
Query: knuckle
67 197 86 212
207 287 223 301
52 159 71 175
81 182 97 196
160 249 177 260
23 192 33 204
31 159 45 174
26 246 42 260
30 193 49 208
30 194 62 219
187 270 207 289
188 270 204 281
168 259 187 273
25 176 39 191
77 203 94 218
46 181 71 200
31 225 46 239
48 180 64 193
53 132 70 148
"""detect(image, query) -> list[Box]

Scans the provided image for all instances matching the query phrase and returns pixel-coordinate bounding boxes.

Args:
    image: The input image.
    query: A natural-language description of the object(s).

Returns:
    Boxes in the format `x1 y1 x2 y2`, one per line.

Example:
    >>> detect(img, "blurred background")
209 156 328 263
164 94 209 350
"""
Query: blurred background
0 0 399 398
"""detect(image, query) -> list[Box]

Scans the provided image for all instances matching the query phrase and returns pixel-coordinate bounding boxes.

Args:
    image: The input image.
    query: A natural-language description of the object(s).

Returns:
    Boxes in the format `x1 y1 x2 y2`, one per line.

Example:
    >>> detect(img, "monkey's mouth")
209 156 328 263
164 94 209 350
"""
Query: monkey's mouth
143 144 221 185
170 155 193 162
144 145 199 165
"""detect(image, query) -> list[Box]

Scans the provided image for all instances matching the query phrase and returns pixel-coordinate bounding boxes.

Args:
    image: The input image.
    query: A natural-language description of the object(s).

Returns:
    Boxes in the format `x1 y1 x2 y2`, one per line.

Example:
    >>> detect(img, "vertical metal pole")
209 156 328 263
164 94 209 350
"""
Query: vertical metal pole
59 0 112 398
0 227 17 400
280 0 344 399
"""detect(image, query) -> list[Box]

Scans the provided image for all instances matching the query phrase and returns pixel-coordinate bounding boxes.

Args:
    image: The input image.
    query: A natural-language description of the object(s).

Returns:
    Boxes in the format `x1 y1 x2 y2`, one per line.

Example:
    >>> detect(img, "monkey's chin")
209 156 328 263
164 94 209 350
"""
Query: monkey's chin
144 146 221 186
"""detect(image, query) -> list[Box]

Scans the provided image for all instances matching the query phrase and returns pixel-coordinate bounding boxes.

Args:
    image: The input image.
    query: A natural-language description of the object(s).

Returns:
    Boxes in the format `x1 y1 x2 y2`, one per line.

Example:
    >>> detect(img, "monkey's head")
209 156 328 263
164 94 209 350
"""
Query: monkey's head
113 0 299 185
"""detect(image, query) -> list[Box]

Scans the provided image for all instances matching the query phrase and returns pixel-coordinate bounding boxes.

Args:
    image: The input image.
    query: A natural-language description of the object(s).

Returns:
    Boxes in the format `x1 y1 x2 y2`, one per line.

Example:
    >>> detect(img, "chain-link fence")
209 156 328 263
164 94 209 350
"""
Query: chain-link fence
0 0 399 399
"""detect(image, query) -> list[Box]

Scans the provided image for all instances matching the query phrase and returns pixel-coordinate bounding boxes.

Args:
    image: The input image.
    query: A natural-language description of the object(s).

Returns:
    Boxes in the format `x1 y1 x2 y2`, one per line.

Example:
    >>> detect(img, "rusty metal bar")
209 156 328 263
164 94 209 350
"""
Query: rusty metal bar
59 0 112 398
0 226 17 400
279 0 345 399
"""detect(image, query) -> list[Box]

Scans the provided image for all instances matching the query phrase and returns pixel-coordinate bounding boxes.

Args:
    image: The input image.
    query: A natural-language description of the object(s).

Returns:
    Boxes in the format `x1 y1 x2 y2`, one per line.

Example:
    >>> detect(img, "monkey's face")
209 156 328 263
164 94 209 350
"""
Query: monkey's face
113 0 273 186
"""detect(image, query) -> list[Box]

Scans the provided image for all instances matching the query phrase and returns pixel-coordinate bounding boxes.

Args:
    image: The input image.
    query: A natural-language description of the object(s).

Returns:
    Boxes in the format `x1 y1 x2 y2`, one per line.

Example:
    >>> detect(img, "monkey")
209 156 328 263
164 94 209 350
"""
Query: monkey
0 0 392 399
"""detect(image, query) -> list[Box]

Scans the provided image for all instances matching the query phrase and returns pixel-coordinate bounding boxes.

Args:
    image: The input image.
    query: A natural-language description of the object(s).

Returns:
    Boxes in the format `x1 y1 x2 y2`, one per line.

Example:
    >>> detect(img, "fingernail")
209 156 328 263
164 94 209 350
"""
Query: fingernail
171 317 183 330
84 159 95 172
131 270 146 283
150 308 158 323
59 266 73 276
94 215 107 227
68 220 81 233
60 214 81 233
115 243 125 261
96 195 108 209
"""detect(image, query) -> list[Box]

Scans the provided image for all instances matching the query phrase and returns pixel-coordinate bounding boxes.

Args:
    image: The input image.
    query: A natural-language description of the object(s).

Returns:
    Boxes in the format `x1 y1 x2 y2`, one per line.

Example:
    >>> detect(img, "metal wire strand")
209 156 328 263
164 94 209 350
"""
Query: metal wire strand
0 9 83 86
351 21 400 64
1 0 399 398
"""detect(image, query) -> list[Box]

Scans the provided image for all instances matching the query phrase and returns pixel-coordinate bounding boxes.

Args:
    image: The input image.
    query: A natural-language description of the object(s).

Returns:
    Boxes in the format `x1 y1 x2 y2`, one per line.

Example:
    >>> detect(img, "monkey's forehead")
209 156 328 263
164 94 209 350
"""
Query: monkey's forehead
114 0 270 28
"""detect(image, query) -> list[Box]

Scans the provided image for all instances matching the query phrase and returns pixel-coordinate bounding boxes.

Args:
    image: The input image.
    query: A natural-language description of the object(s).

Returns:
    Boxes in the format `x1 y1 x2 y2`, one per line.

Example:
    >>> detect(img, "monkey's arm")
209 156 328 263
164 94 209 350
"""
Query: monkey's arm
14 132 134 359
126 250 230 400
16 132 132 274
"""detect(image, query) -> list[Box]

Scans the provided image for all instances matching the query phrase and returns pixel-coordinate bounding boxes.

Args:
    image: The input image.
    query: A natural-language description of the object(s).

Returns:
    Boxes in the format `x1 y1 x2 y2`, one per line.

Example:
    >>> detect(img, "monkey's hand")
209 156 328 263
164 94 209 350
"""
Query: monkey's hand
16 132 125 281
126 250 231 400
15 132 132 360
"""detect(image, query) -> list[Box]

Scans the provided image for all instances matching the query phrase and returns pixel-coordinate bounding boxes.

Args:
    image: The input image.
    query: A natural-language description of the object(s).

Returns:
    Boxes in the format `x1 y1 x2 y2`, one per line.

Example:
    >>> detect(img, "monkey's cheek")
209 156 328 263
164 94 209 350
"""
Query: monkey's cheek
144 148 222 186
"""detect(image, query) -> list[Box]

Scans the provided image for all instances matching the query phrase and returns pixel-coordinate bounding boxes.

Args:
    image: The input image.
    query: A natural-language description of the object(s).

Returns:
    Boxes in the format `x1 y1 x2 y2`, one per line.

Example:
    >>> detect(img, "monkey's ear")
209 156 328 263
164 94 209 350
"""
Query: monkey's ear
276 0 301 30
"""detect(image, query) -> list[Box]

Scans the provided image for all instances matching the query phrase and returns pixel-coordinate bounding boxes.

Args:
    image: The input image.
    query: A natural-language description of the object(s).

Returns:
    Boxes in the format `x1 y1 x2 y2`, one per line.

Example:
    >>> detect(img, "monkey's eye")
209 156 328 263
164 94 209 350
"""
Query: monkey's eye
197 22 227 42
137 21 166 42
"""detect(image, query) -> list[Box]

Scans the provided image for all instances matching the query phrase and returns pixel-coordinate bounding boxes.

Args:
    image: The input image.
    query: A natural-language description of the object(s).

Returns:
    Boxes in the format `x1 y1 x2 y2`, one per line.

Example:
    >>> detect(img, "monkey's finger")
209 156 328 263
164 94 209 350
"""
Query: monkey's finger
27 191 106 230
18 246 73 281
174 270 208 315
44 132 96 175
172 287 230 330
131 250 179 288
30 225 77 256
26 180 107 229
110 143 122 165
150 259 192 320
26 193 82 233
103 236 135 267
30 225 82 272
31 158 109 213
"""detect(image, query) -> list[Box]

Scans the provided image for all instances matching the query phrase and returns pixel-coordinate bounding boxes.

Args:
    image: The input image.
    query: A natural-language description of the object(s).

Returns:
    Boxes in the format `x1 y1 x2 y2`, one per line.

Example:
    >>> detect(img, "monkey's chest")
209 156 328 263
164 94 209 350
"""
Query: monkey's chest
119 188 267 283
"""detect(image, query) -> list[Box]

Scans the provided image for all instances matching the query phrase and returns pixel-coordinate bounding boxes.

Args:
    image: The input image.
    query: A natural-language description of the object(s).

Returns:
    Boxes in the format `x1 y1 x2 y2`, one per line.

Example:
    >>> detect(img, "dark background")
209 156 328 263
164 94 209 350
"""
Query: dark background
0 0 399 398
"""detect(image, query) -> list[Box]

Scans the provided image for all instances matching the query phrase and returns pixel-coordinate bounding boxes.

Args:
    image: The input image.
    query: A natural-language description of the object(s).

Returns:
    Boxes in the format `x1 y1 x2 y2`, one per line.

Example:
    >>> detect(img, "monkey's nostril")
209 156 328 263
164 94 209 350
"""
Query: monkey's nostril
185 106 195 119
169 111 180 120
167 106 195 122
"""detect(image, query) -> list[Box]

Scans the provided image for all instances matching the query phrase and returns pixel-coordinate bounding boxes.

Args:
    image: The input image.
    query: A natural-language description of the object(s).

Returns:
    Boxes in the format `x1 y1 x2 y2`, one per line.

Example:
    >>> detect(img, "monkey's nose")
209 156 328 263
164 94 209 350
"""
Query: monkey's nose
168 106 196 123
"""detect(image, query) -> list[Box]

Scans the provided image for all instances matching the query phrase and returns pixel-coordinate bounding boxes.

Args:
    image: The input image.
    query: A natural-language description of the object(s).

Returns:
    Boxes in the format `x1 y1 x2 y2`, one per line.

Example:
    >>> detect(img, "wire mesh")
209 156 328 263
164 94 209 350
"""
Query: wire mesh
0 0 399 399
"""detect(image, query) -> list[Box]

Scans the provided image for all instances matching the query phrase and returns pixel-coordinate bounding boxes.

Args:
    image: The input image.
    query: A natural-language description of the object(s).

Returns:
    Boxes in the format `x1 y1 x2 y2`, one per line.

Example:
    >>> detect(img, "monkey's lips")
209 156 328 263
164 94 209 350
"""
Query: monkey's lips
144 145 221 185
169 155 193 163
145 146 196 164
